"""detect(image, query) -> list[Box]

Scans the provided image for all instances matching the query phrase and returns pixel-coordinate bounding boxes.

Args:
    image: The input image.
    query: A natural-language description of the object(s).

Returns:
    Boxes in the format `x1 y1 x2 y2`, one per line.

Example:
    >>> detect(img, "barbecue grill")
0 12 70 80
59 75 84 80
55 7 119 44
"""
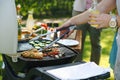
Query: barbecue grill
2 36 110 80
2 39 78 80
2 54 110 80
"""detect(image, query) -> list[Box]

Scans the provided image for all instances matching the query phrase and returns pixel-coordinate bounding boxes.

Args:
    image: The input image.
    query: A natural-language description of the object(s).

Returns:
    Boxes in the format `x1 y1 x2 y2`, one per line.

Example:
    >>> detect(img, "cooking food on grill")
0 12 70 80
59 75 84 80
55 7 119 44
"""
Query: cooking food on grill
18 28 38 42
22 29 37 38
29 40 52 49
21 49 43 59
43 47 65 58
21 47 65 59
43 47 60 55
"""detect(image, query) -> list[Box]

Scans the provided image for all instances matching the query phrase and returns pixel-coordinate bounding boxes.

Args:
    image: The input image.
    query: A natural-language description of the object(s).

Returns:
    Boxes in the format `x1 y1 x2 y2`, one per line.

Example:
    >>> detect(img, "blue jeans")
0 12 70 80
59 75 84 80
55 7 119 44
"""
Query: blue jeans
114 28 120 80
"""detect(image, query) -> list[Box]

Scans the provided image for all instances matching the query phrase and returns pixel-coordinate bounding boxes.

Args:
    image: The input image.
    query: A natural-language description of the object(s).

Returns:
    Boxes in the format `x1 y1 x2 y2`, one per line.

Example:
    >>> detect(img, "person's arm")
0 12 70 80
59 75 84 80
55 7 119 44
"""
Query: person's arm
96 0 116 13
60 0 116 27
57 0 116 38
88 0 117 28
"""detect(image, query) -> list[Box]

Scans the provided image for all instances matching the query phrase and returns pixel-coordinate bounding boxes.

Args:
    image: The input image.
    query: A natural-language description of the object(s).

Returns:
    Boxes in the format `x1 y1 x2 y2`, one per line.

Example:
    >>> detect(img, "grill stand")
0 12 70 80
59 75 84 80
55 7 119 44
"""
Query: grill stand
2 54 110 80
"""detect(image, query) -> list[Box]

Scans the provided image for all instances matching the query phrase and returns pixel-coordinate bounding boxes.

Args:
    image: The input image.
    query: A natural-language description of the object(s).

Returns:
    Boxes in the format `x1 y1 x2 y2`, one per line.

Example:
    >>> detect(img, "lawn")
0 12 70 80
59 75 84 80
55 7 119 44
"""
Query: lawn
83 28 116 80
0 18 116 80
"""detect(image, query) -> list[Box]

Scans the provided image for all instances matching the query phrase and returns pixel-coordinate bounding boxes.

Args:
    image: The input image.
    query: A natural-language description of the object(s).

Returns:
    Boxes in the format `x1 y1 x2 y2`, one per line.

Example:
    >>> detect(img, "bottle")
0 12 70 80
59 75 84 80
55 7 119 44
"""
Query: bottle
90 0 99 27
16 4 21 15
26 10 34 31
18 23 22 40
16 4 22 40
53 23 59 40
45 23 53 40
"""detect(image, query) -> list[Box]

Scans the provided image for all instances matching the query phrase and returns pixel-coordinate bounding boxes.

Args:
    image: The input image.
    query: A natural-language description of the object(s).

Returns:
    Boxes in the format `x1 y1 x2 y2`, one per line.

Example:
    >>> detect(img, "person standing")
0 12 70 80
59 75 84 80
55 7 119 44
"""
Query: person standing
72 0 102 65
57 0 120 79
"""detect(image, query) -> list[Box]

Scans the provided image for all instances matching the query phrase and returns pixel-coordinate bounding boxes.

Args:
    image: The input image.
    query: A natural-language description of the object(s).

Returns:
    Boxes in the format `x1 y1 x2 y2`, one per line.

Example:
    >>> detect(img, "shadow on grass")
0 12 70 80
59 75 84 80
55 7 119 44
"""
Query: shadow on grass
82 28 115 59
82 28 116 80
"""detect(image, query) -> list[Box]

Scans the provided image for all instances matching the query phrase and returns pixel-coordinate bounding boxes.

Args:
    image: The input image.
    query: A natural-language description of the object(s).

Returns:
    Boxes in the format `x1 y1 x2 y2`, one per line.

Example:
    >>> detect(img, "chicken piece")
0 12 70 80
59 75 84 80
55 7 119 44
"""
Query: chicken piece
21 49 43 59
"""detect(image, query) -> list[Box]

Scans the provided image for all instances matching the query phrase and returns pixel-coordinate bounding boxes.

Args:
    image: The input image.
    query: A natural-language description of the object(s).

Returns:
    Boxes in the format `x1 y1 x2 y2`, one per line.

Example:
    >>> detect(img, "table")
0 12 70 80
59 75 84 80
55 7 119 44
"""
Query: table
70 30 82 52
24 62 110 80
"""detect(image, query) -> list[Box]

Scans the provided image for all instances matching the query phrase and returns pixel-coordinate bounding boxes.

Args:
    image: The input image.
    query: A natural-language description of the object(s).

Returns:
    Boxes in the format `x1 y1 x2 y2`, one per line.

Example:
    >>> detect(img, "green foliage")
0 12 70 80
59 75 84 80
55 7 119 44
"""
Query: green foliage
83 28 115 60
15 0 74 19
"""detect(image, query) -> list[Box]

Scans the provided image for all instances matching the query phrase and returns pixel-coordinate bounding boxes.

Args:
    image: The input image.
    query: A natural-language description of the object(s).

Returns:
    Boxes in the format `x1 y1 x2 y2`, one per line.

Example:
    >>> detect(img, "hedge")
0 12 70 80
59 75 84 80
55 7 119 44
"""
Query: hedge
15 0 74 19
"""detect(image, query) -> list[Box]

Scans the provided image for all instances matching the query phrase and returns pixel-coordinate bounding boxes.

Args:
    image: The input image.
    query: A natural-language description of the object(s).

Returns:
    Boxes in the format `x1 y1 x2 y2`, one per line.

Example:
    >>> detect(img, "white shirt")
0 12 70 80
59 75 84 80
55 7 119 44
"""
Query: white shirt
117 0 120 31
117 0 120 15
73 0 86 12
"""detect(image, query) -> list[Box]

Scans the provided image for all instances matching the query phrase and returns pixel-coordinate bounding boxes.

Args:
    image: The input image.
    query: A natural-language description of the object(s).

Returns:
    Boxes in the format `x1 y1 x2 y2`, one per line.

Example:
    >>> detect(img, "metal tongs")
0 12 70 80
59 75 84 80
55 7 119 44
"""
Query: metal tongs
38 25 76 51
30 25 76 41
26 27 45 38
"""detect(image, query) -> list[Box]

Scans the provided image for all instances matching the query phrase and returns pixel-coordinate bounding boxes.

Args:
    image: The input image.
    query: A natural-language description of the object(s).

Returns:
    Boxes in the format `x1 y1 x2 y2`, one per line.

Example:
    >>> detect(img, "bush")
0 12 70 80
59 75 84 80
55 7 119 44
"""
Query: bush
15 0 74 19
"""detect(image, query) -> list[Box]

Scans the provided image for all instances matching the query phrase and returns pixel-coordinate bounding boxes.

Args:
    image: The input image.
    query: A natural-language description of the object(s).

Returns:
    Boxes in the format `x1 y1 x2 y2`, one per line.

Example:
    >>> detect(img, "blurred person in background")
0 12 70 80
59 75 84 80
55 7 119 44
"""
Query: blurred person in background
58 0 120 79
72 0 102 65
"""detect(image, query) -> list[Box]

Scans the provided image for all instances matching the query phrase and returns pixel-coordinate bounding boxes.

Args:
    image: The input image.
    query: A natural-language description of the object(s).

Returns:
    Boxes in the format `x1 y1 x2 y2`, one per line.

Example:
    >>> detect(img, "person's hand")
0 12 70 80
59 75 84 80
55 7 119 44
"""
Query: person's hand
88 13 111 29
56 19 74 39
60 29 74 39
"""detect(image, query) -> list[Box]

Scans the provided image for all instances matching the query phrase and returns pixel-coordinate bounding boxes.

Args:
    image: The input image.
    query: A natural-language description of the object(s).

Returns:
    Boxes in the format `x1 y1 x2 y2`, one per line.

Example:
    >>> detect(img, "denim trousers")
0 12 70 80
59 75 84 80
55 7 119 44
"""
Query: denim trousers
72 10 102 65
114 28 120 80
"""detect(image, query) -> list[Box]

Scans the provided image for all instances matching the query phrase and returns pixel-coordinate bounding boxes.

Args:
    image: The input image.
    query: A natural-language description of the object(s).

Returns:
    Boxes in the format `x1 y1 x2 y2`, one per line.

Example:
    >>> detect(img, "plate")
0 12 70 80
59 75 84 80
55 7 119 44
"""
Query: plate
57 39 79 46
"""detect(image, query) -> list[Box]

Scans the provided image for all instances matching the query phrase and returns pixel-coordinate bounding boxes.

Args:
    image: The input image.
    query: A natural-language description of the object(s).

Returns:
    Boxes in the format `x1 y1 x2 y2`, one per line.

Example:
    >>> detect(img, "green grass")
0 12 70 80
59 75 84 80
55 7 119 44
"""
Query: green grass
0 55 3 80
82 28 116 80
